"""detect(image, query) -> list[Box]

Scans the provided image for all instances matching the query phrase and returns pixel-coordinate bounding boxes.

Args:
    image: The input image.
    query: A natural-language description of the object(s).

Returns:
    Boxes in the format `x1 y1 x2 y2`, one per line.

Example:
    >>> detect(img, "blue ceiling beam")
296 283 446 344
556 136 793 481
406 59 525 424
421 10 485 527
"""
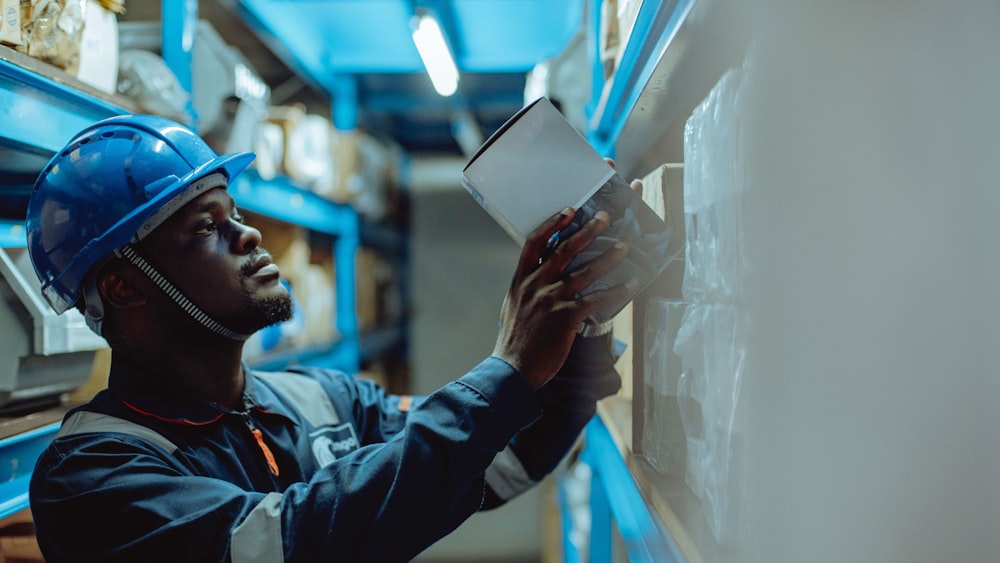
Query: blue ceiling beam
361 89 523 114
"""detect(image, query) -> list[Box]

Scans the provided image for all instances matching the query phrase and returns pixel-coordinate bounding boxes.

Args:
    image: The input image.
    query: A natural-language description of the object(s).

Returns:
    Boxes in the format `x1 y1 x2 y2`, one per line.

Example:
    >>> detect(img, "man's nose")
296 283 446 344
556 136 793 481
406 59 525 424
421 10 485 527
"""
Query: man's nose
231 221 262 254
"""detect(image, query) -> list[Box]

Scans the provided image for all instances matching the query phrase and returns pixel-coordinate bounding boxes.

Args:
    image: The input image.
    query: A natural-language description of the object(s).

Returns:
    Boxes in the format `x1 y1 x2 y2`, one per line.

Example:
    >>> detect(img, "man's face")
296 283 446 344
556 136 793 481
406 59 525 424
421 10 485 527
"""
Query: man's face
134 186 292 333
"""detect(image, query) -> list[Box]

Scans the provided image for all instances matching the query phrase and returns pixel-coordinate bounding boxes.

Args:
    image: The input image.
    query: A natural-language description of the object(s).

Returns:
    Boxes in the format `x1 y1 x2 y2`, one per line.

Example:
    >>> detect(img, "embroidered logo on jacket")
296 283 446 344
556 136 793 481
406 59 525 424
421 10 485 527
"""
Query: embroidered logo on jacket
309 423 360 467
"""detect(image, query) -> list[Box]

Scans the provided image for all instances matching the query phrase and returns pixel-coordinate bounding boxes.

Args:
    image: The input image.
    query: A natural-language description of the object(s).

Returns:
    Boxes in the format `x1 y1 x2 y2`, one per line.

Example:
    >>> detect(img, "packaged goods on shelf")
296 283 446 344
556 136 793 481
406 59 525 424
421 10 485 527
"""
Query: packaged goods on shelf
191 20 269 154
266 105 334 191
117 49 190 123
612 302 633 401
599 0 618 80
640 163 686 298
265 105 305 167
615 0 642 70
352 133 393 221
355 248 402 331
640 298 688 477
253 121 284 180
3 0 119 93
326 129 397 222
296 260 336 345
354 248 378 331
117 19 270 146
286 113 334 187
0 0 23 47
76 0 118 94
20 0 86 74
328 126 359 203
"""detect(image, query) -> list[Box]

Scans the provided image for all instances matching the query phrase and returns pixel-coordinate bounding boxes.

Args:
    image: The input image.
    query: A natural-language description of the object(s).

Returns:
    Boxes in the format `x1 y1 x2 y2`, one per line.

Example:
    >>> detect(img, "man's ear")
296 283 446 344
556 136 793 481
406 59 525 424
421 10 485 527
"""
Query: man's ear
97 267 148 309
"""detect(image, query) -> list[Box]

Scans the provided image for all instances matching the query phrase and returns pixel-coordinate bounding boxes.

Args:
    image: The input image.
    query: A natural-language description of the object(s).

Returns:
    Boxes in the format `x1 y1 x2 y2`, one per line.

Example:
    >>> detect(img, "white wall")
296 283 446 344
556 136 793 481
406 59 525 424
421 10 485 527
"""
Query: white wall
739 2 1000 561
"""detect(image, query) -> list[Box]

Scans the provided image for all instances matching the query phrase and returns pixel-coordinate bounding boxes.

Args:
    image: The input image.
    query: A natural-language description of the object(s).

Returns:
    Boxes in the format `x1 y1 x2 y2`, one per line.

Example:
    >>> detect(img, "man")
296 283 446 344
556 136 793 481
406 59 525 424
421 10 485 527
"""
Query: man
26 114 634 562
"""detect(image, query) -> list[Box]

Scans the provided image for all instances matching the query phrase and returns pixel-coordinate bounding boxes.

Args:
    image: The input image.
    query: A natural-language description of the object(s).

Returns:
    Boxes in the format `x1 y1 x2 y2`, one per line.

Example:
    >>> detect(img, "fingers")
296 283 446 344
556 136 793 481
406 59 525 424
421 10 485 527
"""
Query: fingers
540 210 610 274
562 240 629 296
631 178 643 198
518 207 575 276
574 278 636 320
605 156 643 197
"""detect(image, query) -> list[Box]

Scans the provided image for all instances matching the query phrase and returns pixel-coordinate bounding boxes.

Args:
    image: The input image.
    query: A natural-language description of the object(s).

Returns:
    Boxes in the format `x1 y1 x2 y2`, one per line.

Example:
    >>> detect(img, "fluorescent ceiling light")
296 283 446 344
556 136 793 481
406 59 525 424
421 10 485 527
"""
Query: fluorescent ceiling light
411 13 459 97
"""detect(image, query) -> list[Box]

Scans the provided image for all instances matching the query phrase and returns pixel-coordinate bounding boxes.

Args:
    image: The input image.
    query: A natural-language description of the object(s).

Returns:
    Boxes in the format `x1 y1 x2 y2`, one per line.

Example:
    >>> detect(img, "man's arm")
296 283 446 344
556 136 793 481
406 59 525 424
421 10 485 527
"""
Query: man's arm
480 332 623 509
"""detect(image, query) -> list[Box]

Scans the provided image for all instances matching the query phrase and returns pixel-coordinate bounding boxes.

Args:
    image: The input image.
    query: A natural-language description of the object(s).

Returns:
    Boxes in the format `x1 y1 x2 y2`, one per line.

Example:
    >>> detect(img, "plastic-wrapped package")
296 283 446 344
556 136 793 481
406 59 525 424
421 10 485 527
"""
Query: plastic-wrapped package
670 61 750 544
252 121 285 181
674 303 748 543
116 49 191 124
641 298 688 476
285 113 334 187
682 66 750 304
22 0 86 74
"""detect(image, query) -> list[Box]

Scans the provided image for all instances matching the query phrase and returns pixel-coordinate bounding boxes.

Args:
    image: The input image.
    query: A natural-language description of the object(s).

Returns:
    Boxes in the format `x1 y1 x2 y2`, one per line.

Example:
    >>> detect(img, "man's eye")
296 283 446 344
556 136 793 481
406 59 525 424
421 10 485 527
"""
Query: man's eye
196 221 218 234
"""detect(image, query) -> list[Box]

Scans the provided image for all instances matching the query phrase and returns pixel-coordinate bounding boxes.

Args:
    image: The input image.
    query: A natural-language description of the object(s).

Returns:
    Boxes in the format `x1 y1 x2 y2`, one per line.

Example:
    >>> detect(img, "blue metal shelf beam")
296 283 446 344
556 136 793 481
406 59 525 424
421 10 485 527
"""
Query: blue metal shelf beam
0 58 126 156
0 423 60 520
577 416 681 563
0 220 26 248
229 171 359 237
587 0 696 158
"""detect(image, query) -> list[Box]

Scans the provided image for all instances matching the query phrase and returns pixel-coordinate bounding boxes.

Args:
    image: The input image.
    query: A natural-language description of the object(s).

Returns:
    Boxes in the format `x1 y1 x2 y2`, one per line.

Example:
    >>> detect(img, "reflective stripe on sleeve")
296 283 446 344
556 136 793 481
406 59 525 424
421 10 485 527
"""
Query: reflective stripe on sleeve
231 492 285 563
484 446 537 501
254 372 341 427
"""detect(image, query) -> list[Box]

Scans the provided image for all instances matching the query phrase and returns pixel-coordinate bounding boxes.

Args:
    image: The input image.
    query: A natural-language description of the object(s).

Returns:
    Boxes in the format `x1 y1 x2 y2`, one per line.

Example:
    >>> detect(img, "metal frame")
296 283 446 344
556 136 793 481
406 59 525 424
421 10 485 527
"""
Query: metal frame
586 0 697 158
575 416 682 563
0 423 59 520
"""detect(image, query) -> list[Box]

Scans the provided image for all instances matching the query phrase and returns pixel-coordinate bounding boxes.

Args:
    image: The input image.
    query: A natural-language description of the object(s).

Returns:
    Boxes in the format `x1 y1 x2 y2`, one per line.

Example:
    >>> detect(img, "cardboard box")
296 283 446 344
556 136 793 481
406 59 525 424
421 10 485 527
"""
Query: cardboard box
640 163 685 298
612 302 633 401
75 0 118 93
329 127 361 204
355 248 378 330
0 0 22 46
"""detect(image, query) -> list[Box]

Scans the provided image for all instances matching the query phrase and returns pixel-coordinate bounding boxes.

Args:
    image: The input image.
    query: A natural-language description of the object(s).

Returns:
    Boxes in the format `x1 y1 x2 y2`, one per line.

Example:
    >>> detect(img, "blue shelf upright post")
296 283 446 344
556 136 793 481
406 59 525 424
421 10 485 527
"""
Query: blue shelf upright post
578 417 681 563
162 0 198 125
334 212 360 375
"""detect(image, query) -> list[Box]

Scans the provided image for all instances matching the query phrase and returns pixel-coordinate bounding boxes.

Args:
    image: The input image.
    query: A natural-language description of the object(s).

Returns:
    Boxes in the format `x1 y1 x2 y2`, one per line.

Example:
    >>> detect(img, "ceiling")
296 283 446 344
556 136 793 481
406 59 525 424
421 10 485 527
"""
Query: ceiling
127 1 588 157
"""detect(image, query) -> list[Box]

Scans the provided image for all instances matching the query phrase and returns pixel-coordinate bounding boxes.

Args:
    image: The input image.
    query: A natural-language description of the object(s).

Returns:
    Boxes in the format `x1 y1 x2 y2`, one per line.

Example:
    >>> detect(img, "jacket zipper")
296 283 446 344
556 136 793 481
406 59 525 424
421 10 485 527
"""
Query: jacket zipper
244 413 280 477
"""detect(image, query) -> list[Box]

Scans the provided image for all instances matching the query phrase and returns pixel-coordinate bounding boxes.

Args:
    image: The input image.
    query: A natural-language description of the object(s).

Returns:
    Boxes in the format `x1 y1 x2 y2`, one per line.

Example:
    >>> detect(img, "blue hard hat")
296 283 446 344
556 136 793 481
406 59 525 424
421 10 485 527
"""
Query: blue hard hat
25 114 255 314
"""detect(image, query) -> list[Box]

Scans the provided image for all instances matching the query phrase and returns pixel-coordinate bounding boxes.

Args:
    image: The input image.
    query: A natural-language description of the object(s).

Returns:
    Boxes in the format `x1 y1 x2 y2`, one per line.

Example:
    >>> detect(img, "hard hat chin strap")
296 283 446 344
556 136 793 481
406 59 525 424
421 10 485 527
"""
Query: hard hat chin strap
117 244 251 342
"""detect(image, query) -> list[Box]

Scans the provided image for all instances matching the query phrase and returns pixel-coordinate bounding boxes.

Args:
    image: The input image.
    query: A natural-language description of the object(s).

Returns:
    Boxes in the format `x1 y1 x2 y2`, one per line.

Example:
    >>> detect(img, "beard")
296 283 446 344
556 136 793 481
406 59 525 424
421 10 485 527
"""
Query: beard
230 282 294 333
231 248 295 331
246 290 294 328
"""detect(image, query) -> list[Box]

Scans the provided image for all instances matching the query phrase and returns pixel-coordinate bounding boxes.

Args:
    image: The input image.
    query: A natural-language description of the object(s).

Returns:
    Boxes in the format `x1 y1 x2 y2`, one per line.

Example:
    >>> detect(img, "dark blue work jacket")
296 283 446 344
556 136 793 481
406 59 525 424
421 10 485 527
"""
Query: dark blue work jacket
29 335 620 562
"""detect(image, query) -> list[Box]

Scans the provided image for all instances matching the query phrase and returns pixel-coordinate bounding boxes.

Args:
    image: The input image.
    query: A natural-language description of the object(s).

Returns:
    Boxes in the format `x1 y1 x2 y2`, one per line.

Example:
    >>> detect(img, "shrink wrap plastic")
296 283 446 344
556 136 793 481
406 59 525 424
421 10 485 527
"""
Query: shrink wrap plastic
672 62 750 543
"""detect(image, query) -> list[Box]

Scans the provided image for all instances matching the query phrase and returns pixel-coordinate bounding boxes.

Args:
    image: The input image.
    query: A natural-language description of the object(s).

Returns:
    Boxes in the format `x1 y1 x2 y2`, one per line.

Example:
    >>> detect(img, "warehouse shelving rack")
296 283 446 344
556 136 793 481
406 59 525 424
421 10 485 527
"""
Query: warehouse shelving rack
563 0 749 561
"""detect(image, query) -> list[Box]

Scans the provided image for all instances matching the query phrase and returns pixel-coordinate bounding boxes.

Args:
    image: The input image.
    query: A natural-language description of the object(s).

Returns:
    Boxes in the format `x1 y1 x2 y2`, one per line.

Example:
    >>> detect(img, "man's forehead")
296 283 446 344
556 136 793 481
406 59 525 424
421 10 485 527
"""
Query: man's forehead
178 186 235 215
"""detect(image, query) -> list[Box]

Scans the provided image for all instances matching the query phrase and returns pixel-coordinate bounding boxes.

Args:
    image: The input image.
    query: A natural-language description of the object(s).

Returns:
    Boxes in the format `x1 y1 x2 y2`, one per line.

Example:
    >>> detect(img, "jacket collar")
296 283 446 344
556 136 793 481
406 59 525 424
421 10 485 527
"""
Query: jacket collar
106 357 291 426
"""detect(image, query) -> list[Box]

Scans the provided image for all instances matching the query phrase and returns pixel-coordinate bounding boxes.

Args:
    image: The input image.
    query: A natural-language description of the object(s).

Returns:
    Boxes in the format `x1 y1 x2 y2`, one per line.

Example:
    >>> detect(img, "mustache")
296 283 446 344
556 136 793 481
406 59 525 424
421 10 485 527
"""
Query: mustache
240 248 270 278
